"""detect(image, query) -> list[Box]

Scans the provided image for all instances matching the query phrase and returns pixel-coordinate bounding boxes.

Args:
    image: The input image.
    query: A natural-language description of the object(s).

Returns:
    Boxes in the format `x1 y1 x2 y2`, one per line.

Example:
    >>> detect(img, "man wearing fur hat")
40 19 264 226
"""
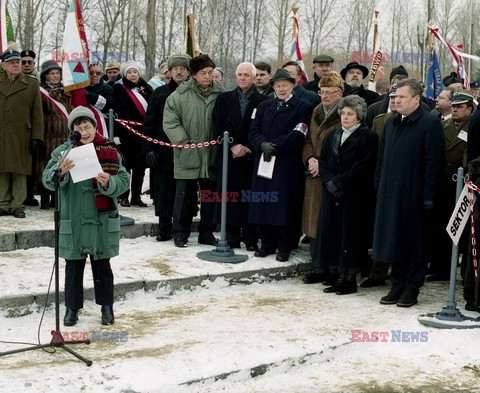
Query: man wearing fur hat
341 61 379 106
163 54 224 247
103 62 121 86
143 54 191 242
0 49 43 218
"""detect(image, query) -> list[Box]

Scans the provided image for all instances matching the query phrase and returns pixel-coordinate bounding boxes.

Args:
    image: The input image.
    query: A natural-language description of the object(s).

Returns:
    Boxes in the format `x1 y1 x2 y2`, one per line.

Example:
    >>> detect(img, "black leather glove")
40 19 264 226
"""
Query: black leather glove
29 139 42 154
326 180 344 198
260 141 279 162
423 200 434 210
145 151 158 168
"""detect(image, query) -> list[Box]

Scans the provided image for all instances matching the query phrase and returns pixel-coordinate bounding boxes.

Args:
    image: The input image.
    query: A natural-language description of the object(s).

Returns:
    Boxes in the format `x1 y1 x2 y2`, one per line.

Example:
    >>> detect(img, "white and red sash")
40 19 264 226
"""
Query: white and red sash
39 86 69 121
122 84 148 117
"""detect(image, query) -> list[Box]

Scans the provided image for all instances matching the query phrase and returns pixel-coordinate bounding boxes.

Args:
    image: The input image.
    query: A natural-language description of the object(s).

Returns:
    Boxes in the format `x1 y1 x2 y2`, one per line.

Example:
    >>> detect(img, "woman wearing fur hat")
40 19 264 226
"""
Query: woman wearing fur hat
42 106 130 326
37 60 73 209
113 60 152 207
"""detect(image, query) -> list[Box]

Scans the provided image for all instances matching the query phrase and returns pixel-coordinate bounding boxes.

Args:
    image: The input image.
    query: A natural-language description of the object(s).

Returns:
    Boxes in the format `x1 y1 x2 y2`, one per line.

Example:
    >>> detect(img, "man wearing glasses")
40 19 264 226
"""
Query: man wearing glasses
85 63 114 117
20 50 38 79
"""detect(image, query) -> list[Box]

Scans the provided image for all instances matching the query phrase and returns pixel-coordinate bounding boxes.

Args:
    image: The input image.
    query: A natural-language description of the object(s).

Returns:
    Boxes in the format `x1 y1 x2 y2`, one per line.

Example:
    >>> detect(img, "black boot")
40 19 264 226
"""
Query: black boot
63 308 78 326
336 274 358 295
324 273 345 293
101 306 114 325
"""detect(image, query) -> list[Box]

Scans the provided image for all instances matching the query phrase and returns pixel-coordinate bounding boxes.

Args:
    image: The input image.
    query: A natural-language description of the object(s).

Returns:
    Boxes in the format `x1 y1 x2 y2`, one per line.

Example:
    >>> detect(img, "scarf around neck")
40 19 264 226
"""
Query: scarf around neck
75 133 121 214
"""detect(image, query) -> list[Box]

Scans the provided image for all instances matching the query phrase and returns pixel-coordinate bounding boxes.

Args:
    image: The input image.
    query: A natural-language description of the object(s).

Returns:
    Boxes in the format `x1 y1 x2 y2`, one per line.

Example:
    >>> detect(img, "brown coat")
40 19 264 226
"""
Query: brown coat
442 117 470 179
0 72 44 175
371 112 394 140
301 101 341 237
36 83 72 182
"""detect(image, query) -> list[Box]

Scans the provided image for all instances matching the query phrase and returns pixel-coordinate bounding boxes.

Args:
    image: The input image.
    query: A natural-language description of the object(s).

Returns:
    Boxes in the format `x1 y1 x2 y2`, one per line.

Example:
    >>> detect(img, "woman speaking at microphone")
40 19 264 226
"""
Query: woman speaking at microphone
42 106 130 326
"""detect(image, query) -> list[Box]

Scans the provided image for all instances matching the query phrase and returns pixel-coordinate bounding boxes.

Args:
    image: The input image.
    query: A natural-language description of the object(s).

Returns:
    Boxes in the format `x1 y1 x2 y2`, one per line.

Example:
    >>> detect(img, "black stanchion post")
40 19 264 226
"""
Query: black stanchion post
197 131 248 263
418 167 480 329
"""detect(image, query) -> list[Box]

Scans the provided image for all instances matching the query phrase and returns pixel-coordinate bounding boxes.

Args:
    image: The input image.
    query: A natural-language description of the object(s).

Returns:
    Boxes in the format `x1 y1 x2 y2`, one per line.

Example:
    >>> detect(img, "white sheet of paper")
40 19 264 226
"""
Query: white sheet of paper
66 143 103 183
257 153 275 179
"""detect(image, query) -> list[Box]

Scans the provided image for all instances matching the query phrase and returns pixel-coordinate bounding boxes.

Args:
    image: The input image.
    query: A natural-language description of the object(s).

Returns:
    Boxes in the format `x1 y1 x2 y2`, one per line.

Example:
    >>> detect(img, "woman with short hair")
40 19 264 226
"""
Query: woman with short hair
316 95 378 294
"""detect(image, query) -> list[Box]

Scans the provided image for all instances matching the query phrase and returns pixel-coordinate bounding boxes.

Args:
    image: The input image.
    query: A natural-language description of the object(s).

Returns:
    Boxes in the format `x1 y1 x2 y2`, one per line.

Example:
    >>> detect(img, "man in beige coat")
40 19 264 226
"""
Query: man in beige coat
302 73 343 284
0 50 43 218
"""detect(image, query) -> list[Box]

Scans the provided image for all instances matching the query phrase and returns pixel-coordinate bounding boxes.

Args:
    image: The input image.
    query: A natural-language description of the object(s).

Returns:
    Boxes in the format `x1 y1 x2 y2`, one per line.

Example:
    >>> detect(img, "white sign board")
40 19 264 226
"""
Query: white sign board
446 184 477 245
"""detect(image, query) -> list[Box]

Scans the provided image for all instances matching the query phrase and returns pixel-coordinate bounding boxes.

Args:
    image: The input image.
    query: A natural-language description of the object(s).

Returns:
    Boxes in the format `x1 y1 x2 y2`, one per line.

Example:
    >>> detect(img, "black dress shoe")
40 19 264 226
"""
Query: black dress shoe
276 252 290 262
24 198 39 207
131 198 148 207
380 290 403 305
303 272 325 284
120 197 131 207
156 233 172 241
254 249 276 258
174 239 188 248
12 208 26 218
301 235 310 244
360 277 385 288
64 308 78 326
101 306 115 325
246 244 258 251
465 302 480 313
396 292 418 308
198 236 218 246
0 208 10 216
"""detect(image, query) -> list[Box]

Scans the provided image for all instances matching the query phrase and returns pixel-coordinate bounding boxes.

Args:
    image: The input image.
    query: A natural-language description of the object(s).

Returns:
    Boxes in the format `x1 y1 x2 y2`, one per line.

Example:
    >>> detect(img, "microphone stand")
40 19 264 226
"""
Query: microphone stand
0 139 93 366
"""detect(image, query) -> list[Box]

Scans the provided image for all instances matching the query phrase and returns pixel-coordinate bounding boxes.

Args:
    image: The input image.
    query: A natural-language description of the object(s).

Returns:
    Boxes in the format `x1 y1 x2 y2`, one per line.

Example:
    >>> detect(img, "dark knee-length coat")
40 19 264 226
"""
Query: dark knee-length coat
372 107 445 264
316 125 378 269
248 95 313 227
212 87 271 225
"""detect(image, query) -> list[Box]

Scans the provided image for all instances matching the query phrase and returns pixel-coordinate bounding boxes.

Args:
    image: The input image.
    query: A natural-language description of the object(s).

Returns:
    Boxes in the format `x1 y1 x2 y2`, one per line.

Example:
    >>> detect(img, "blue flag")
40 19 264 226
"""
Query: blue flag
425 47 444 100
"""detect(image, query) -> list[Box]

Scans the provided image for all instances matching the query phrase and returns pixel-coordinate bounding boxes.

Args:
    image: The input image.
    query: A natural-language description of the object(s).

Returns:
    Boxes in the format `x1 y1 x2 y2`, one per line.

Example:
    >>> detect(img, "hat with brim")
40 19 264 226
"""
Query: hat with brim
451 89 474 105
40 60 62 80
67 106 97 132
0 49 21 62
271 69 295 85
105 62 121 72
471 81 480 89
389 85 398 97
20 50 36 59
340 62 369 80
443 72 464 87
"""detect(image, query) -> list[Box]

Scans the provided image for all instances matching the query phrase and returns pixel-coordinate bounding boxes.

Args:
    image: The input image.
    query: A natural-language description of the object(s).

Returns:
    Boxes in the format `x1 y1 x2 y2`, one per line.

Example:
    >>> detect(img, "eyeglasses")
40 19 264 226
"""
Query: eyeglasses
22 60 34 65
89 71 102 76
318 89 340 97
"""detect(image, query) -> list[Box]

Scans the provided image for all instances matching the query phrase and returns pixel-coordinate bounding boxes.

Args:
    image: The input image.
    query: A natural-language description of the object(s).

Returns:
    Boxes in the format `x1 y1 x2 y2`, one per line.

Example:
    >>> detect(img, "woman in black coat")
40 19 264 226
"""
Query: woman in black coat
113 60 152 207
317 95 378 294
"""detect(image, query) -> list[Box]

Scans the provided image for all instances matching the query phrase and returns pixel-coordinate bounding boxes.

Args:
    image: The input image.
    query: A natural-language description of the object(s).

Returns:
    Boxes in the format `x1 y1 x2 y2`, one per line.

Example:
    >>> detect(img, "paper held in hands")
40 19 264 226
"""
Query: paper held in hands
257 153 276 179
66 143 103 183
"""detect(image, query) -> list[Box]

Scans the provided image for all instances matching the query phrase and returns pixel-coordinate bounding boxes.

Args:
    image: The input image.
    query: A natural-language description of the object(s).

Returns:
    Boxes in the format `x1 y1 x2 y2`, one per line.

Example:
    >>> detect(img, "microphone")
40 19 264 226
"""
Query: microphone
69 131 81 143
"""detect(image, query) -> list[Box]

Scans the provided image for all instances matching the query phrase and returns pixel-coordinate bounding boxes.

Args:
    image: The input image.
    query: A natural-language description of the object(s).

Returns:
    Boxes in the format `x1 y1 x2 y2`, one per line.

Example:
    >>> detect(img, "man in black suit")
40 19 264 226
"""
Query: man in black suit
212 62 271 250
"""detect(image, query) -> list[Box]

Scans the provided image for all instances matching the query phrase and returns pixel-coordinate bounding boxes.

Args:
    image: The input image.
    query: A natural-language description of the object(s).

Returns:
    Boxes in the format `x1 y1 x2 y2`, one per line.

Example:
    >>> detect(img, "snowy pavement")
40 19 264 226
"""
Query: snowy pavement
0 278 479 392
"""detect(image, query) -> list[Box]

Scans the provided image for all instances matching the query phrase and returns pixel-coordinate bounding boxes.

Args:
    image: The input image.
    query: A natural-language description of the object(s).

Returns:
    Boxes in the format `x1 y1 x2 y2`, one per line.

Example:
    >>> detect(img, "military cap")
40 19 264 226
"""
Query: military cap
20 50 36 59
0 49 21 62
451 89 474 105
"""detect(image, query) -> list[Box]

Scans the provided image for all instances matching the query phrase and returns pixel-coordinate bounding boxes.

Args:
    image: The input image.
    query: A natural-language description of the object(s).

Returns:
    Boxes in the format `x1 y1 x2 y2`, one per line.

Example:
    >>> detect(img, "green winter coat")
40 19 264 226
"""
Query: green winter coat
163 78 224 180
42 142 130 260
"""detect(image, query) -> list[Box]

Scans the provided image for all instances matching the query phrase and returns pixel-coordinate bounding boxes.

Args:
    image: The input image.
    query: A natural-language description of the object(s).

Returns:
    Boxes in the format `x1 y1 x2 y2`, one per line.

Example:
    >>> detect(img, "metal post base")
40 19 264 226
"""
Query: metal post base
197 241 248 264
418 302 480 329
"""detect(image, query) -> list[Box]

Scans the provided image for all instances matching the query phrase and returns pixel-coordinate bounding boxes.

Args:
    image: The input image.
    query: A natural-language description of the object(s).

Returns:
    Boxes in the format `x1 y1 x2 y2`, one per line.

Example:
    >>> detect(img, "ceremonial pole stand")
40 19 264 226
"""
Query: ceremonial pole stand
197 131 248 263
419 167 480 329
0 142 92 365
109 109 134 227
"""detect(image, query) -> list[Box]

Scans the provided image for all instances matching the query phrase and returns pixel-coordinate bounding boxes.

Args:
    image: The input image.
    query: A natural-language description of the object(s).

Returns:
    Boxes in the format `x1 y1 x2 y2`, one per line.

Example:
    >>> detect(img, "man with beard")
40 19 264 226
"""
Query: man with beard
341 61 379 106
143 54 191 241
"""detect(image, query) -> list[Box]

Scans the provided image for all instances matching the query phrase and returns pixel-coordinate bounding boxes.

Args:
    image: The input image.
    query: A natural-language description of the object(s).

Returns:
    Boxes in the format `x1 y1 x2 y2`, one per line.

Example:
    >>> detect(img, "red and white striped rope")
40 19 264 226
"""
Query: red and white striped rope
465 179 478 281
115 118 222 148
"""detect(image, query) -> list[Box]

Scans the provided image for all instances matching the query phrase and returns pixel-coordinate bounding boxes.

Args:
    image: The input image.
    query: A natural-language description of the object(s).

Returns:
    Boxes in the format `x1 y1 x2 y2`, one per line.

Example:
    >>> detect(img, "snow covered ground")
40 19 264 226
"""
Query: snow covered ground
1 276 479 392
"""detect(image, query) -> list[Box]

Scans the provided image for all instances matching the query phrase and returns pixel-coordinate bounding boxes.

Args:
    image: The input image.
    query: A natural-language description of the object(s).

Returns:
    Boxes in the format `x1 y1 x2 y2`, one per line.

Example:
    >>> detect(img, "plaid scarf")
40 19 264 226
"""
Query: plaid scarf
75 133 121 214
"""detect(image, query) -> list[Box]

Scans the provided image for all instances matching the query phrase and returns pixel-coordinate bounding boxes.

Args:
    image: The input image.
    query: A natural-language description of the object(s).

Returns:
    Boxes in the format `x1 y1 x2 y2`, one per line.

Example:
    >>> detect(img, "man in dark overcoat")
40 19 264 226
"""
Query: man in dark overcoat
248 69 313 262
142 54 191 241
212 62 270 250
373 78 445 307
0 49 44 218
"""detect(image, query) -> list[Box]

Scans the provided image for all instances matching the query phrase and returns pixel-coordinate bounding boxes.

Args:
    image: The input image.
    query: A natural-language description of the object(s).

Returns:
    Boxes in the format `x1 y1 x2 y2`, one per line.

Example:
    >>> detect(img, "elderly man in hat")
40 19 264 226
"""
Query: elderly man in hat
143 54 191 242
0 49 43 218
163 54 224 248
341 61 379 106
443 72 464 89
303 54 334 94
20 50 38 79
248 69 314 262
103 62 121 86
428 89 474 282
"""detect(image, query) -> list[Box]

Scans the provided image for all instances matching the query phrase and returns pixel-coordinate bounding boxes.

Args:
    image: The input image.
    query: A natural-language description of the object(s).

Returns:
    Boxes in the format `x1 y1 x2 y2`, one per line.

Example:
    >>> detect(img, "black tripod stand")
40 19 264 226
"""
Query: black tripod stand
0 140 92 366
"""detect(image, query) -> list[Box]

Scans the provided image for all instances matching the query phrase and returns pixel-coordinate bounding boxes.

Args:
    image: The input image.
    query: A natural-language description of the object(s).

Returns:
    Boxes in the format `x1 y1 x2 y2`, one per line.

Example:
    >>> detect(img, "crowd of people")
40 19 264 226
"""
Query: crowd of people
1 46 480 327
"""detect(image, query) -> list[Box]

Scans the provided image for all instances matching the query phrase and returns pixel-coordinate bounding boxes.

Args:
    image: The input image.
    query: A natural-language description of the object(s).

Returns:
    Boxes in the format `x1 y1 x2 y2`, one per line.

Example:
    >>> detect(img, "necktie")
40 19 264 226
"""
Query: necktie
277 100 285 111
